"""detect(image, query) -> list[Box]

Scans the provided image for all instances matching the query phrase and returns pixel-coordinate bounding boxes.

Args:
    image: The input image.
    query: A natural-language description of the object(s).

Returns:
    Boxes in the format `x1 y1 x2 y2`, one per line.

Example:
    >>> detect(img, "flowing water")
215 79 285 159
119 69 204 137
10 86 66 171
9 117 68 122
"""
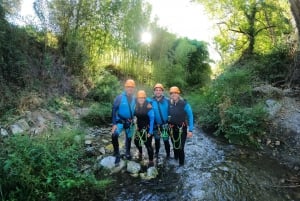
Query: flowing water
105 128 299 201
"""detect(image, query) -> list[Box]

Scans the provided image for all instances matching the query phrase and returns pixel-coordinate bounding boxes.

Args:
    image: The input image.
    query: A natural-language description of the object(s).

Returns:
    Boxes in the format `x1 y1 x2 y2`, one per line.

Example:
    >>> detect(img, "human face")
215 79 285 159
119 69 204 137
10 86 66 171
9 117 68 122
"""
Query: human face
154 88 163 98
125 86 135 96
170 92 179 102
137 97 146 105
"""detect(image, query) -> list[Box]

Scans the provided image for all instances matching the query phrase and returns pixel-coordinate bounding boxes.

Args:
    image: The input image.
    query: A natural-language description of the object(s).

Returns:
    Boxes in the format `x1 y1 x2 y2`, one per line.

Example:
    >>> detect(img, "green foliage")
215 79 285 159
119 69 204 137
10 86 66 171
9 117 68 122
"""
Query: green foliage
151 36 212 89
197 0 293 62
217 104 267 146
47 96 75 123
88 71 121 102
251 49 291 83
192 67 268 146
0 129 111 201
64 32 88 75
81 102 112 126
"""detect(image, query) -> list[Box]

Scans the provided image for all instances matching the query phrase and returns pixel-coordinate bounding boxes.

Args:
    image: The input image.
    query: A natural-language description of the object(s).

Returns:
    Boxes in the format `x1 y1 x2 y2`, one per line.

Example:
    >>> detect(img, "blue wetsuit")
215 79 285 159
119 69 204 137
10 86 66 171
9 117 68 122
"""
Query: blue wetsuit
152 96 171 158
111 91 136 159
169 98 194 165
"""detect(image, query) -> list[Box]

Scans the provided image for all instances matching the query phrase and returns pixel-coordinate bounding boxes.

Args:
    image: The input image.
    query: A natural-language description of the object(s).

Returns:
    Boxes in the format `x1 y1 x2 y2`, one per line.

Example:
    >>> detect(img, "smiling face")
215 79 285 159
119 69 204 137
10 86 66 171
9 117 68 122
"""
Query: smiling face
137 97 146 105
125 86 135 96
170 92 180 102
154 87 163 99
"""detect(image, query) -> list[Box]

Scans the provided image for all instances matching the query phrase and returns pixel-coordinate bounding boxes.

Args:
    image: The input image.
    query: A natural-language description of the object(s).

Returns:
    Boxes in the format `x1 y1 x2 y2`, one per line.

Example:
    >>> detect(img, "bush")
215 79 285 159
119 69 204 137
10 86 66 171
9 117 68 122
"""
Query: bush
0 128 110 201
216 104 267 146
192 68 268 146
81 102 111 126
88 71 121 102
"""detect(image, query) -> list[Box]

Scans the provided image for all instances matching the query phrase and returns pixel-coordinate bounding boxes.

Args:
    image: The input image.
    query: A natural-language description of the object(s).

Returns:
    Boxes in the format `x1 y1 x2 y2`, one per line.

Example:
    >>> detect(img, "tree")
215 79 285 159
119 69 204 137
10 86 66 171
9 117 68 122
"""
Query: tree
287 0 300 86
196 0 293 62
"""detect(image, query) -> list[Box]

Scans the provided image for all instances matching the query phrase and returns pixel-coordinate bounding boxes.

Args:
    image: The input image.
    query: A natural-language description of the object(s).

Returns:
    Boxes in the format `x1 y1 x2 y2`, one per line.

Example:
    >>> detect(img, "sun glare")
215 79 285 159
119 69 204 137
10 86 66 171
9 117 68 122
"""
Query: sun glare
141 31 152 44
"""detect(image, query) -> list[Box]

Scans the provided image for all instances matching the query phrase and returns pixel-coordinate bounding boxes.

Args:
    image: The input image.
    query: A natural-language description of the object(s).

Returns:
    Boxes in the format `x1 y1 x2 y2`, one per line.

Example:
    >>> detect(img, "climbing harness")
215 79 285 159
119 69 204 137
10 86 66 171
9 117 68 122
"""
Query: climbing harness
159 124 169 139
135 128 147 146
169 123 185 150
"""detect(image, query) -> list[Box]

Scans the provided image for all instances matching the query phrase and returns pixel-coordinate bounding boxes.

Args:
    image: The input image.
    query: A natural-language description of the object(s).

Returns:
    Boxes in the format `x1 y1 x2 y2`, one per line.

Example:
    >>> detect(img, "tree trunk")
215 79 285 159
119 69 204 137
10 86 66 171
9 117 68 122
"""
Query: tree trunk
288 0 300 86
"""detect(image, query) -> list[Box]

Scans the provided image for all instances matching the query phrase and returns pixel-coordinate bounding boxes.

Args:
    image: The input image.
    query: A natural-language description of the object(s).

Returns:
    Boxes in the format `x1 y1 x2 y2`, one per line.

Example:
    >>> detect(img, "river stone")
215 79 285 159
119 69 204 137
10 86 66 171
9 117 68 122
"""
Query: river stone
146 167 158 179
85 140 92 145
265 99 282 119
10 124 24 134
99 147 106 155
102 139 109 144
19 119 30 130
0 128 9 137
126 161 141 174
99 156 126 173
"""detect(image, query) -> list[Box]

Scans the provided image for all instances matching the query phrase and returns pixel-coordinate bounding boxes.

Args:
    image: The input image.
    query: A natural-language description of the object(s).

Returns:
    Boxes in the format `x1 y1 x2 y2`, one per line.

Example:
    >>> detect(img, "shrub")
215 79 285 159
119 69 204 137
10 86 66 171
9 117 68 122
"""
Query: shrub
216 104 267 146
192 68 268 146
0 128 111 201
81 102 111 126
88 71 121 102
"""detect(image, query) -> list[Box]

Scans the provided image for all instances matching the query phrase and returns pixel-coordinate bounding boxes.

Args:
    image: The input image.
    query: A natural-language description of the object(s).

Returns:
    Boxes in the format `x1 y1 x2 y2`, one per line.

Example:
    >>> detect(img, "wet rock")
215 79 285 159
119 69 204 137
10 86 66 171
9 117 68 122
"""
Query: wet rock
105 144 114 153
99 147 106 155
102 139 110 144
85 146 95 156
265 99 282 119
146 167 158 179
10 124 24 134
85 140 92 146
85 134 95 140
126 161 141 174
29 127 46 135
99 156 126 173
0 128 9 137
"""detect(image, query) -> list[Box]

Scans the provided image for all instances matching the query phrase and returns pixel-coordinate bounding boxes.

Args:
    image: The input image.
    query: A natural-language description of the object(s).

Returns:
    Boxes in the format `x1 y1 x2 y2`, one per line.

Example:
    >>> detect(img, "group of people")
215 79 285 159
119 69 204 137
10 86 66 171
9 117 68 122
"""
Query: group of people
111 79 194 167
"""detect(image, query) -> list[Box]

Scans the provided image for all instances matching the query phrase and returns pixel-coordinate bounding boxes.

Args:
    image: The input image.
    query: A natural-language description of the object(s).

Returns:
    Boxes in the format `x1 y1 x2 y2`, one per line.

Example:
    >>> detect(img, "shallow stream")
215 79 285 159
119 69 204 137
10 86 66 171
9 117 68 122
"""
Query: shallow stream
106 128 299 201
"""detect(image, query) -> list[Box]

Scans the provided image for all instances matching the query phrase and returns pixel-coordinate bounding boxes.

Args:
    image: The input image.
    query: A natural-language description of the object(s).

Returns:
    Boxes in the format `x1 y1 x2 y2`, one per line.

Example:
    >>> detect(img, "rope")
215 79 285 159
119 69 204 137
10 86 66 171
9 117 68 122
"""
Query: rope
158 124 169 138
169 125 183 150
135 128 147 146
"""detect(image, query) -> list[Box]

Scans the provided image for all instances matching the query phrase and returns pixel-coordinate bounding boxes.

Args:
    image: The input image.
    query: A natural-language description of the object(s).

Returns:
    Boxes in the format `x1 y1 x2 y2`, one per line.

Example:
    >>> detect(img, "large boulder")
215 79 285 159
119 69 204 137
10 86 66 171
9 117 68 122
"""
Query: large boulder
99 156 126 173
127 161 141 174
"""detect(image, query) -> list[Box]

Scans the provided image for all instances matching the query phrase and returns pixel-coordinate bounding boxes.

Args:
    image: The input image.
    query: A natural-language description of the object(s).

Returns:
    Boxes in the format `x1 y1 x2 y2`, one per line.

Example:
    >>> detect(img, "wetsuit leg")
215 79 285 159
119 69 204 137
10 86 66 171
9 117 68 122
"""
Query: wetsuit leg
178 127 187 166
125 127 133 159
112 123 123 164
163 137 170 158
154 129 160 157
145 135 154 161
172 129 180 160
134 135 143 154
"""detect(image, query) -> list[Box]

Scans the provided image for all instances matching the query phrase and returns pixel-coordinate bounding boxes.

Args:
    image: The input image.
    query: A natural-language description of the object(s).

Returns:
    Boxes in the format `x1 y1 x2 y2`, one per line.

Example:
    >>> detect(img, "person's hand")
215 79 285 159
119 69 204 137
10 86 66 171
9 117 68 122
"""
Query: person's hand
147 133 152 138
111 125 117 134
187 131 193 138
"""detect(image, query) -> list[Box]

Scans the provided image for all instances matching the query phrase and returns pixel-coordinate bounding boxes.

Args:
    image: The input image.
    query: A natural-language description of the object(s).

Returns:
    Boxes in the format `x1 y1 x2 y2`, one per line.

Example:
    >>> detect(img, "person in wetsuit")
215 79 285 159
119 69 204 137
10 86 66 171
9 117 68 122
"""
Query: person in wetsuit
152 83 171 159
168 86 193 166
111 79 136 165
134 90 155 167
